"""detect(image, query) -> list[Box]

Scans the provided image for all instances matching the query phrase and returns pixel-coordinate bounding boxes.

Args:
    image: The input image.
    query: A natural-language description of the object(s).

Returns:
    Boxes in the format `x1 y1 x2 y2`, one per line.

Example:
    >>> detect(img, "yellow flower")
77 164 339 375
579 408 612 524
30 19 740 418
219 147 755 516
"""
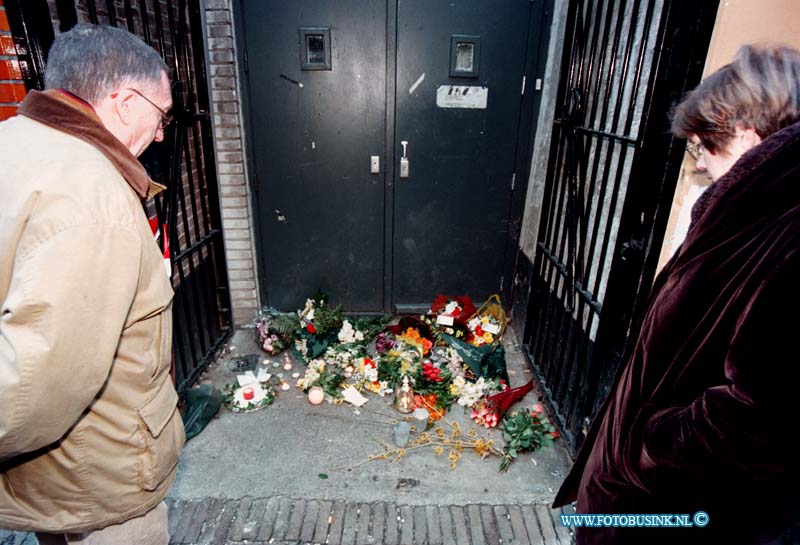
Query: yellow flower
483 332 494 343
434 446 444 456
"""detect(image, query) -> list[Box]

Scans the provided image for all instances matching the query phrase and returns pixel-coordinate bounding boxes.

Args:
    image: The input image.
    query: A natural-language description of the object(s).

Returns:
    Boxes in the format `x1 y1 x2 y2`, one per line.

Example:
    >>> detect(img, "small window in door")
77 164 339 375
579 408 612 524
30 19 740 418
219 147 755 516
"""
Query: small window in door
300 27 332 70
449 35 480 78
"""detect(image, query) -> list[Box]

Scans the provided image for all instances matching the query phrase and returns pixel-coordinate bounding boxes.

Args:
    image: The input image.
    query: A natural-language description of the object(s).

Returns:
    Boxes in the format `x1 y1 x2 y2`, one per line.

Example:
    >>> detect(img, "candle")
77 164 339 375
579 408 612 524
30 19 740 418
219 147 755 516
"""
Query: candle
413 408 429 424
308 386 325 405
280 382 291 391
283 362 293 371
242 387 254 401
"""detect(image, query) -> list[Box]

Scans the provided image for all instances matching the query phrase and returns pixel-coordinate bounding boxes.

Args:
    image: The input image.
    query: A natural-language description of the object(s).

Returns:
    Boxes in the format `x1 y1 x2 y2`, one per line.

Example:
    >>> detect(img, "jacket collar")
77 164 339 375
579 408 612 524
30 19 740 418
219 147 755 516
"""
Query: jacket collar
17 89 165 200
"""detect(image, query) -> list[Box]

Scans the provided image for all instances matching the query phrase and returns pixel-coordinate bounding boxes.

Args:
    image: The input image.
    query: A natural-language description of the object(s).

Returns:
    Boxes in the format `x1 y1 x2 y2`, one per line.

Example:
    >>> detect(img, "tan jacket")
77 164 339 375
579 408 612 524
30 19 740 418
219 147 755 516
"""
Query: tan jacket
0 109 185 532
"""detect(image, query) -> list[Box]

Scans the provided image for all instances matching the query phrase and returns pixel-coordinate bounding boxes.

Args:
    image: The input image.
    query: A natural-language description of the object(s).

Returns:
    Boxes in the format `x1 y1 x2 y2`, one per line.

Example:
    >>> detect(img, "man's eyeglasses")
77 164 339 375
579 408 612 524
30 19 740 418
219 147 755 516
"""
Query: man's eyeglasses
686 141 703 161
125 88 173 130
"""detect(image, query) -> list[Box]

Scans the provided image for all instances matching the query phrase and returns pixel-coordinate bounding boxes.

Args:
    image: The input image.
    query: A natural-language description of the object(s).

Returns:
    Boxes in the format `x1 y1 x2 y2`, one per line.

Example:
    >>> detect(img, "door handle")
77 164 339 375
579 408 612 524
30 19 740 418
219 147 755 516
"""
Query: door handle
400 140 409 178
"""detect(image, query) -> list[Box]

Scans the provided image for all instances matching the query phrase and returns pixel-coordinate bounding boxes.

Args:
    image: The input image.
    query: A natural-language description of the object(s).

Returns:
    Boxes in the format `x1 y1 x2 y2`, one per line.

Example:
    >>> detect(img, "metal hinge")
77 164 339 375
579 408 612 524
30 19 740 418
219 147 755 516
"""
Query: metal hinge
511 172 516 190
535 78 543 91
521 76 526 95
500 275 505 291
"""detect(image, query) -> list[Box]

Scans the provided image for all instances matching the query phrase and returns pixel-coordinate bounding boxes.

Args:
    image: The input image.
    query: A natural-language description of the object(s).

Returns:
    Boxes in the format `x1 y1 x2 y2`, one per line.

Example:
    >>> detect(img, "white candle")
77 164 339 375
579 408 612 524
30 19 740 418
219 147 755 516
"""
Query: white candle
308 387 325 405
413 408 429 424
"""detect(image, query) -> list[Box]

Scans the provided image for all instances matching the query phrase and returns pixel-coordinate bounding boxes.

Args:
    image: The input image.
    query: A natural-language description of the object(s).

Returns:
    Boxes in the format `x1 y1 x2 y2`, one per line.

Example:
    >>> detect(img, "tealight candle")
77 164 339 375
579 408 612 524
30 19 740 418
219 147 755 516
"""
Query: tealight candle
283 362 293 371
242 387 254 401
308 386 325 405
280 382 291 391
413 408 429 425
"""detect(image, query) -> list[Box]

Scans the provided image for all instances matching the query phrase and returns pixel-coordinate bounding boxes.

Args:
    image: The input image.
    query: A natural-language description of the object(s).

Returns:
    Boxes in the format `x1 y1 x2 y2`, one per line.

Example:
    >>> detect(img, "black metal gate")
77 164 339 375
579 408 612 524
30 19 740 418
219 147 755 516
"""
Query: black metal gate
4 0 232 395
522 0 718 455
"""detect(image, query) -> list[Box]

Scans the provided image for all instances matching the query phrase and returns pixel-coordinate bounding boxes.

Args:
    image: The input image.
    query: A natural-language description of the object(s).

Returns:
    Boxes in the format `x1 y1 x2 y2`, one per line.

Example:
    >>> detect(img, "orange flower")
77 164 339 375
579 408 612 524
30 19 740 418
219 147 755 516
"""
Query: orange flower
414 394 445 421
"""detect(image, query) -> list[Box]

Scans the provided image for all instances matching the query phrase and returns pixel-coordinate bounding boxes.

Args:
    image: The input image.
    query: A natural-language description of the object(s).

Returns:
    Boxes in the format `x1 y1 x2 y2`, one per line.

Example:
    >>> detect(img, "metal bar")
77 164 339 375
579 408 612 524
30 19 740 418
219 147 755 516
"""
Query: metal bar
170 229 221 262
165 0 182 81
85 0 99 24
580 1 628 280
138 0 151 46
105 0 117 26
537 242 602 314
623 0 657 135
553 121 638 145
55 0 79 31
124 0 135 33
152 0 167 58
3 0 54 91
177 0 197 111
187 0 232 329
179 133 214 354
171 288 191 389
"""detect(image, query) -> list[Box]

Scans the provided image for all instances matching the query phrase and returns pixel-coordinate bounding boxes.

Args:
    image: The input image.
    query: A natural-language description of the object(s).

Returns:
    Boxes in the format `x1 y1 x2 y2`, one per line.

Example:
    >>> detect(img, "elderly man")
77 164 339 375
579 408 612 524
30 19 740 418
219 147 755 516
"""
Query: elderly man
0 24 184 544
554 44 800 544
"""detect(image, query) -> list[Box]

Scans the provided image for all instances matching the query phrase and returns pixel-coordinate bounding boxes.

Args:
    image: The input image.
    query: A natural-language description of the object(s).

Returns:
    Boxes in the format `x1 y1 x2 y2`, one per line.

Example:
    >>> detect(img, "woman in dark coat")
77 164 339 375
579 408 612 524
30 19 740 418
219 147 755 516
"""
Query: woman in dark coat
553 44 800 545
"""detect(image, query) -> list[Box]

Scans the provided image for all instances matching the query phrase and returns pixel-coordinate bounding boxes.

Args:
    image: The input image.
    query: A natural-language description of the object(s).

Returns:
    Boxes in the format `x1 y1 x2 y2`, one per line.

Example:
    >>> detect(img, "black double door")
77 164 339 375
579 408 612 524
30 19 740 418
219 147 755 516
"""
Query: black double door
242 0 534 312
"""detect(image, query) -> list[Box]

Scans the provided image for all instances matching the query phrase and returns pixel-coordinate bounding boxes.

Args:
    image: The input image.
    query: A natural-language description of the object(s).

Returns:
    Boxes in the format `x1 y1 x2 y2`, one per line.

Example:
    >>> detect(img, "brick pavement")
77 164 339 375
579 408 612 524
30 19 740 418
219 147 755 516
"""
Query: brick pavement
0 498 576 545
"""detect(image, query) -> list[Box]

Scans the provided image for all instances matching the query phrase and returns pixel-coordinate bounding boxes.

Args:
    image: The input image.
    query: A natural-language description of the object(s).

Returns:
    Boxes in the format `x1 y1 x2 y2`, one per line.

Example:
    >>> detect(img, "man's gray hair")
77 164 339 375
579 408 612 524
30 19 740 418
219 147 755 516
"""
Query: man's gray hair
45 23 169 105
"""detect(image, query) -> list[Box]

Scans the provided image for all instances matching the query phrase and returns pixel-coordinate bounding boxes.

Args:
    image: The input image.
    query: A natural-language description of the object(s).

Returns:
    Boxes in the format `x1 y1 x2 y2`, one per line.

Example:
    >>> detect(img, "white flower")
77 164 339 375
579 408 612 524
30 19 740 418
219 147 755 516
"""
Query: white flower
294 338 308 358
355 330 364 341
456 377 490 407
337 319 358 343
299 298 316 325
363 366 378 383
444 301 461 315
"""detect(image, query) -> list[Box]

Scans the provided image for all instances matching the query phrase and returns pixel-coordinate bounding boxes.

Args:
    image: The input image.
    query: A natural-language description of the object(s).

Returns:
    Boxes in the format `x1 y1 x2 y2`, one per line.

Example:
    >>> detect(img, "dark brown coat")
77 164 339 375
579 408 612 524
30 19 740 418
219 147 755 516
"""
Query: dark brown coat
554 121 800 544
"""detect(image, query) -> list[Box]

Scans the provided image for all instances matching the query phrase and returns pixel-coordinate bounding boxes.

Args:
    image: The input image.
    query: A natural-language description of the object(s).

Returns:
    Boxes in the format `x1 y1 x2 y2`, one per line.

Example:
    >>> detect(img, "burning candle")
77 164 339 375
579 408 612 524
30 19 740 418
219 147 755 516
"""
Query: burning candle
242 387 254 401
308 386 325 405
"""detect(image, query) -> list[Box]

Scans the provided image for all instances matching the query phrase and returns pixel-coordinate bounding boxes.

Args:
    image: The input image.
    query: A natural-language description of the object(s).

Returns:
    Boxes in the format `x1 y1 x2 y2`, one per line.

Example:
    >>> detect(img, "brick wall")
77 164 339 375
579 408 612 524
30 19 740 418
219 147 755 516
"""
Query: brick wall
204 0 259 326
0 0 27 121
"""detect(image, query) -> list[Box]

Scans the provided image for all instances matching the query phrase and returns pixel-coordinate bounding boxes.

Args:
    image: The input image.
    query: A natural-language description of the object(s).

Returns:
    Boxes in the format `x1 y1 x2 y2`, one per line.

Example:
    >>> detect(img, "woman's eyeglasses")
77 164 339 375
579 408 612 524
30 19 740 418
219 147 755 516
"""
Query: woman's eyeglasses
686 141 703 161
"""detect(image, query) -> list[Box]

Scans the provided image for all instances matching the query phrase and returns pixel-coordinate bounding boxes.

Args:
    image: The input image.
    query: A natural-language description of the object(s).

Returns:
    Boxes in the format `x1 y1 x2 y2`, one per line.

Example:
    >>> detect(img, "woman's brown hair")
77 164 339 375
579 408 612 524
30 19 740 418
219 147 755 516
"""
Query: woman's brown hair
671 44 800 153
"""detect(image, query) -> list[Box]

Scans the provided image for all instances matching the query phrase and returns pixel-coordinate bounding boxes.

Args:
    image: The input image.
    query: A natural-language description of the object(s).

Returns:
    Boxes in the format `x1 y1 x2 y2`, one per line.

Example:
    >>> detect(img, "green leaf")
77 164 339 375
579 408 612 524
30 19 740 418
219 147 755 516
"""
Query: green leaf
318 473 329 479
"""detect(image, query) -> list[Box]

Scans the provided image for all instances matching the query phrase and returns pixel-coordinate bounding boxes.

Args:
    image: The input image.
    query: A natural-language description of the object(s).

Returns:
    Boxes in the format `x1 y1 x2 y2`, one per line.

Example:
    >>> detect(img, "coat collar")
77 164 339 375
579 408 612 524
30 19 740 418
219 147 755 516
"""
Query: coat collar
17 89 165 200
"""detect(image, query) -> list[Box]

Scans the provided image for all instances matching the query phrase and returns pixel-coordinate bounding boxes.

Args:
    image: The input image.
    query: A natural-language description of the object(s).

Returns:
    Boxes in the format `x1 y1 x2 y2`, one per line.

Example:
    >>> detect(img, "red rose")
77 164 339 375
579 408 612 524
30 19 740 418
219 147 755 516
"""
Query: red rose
551 431 559 439
306 323 316 333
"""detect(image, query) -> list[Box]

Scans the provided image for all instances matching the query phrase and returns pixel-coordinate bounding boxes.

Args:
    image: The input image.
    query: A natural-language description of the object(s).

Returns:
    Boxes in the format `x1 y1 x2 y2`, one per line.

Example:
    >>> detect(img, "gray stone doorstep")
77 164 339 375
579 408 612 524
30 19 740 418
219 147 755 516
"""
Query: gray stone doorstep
0 500 576 545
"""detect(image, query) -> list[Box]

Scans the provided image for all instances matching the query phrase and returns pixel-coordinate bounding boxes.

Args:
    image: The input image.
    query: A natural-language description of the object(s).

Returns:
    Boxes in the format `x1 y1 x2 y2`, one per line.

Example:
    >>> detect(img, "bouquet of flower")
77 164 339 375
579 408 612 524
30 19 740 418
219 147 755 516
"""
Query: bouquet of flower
465 294 507 347
499 404 558 471
466 314 503 346
298 292 343 336
429 295 477 326
296 358 345 398
293 292 344 362
471 400 500 428
254 309 295 355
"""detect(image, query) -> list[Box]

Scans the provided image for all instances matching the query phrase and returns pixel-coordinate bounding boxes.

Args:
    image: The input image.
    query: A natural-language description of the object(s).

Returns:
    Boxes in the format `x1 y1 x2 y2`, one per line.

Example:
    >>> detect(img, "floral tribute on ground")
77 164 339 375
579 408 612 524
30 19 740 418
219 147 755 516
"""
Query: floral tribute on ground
234 291 557 470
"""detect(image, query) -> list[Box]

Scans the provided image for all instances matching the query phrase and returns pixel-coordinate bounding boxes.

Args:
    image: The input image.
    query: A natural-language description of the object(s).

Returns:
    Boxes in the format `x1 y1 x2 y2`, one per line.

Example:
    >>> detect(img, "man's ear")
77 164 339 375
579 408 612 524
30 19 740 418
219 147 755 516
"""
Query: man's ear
111 90 135 127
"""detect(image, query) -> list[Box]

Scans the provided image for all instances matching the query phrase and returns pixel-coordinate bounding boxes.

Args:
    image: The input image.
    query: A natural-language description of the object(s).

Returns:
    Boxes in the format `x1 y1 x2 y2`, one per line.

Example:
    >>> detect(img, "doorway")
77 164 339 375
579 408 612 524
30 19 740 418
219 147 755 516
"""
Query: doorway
240 0 538 312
